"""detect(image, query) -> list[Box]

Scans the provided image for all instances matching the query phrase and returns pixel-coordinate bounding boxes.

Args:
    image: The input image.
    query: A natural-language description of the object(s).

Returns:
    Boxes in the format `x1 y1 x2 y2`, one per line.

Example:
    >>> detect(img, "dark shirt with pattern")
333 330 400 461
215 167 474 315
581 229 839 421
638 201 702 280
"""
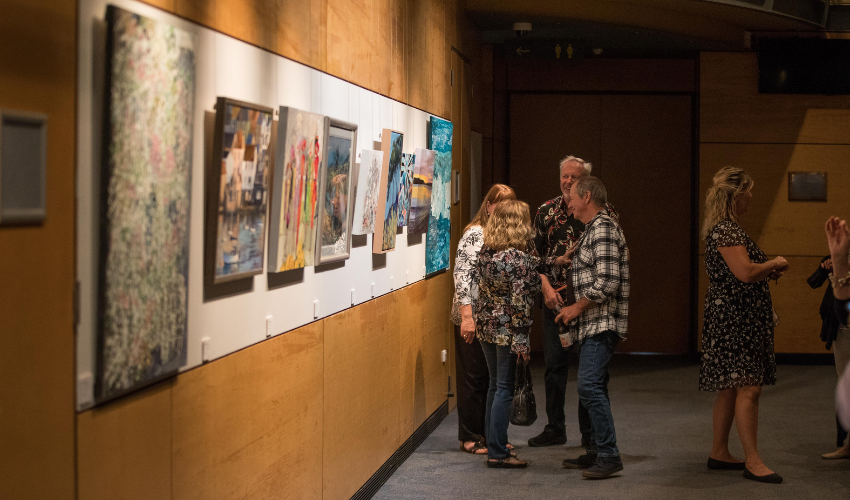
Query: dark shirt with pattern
473 245 542 354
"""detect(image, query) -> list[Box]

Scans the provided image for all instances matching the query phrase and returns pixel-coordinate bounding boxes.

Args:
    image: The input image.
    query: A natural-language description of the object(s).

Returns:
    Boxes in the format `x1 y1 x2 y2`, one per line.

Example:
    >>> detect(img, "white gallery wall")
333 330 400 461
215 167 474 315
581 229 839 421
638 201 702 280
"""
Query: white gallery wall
76 0 442 410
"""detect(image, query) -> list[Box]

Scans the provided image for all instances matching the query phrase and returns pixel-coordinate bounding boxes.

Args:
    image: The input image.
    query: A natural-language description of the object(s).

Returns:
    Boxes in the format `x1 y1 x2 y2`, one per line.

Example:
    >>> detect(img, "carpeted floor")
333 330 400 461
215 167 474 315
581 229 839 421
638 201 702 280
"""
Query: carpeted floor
374 355 849 499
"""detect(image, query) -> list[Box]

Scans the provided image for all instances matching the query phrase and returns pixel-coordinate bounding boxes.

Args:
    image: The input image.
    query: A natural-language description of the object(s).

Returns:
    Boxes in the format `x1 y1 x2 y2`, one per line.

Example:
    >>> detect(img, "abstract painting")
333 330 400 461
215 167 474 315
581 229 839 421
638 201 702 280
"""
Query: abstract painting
397 153 414 227
269 107 325 271
209 98 273 283
315 119 357 264
351 149 382 235
373 129 403 253
97 5 195 403
426 116 453 274
408 147 435 236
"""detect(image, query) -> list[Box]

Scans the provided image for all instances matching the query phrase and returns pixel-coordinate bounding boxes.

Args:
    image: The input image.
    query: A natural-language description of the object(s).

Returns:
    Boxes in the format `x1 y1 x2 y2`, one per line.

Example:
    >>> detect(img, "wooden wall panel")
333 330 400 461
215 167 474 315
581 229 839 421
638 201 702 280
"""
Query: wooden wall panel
507 59 696 93
700 52 850 145
0 0 76 498
77 383 174 500
171 322 324 500
406 0 432 113
323 294 402 500
173 0 216 28
277 0 327 71
699 143 850 257
697 257 827 354
216 0 277 52
398 277 452 437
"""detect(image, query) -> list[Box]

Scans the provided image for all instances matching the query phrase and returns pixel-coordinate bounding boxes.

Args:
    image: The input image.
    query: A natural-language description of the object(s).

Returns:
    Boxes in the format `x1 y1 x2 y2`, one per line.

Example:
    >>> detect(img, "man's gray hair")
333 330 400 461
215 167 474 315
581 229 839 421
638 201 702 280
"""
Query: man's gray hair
573 176 607 207
559 155 592 175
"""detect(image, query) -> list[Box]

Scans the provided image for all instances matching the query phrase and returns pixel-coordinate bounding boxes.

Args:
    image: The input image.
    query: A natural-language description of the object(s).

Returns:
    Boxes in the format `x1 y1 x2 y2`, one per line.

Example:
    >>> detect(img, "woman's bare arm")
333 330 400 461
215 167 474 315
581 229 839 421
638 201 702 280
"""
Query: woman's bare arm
717 245 787 284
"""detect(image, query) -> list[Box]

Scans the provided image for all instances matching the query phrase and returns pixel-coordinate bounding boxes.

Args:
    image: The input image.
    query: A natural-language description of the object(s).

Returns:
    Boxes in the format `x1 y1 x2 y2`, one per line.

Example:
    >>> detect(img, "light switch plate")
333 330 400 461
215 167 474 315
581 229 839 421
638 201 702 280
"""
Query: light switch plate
77 372 94 407
201 337 211 363
441 350 448 363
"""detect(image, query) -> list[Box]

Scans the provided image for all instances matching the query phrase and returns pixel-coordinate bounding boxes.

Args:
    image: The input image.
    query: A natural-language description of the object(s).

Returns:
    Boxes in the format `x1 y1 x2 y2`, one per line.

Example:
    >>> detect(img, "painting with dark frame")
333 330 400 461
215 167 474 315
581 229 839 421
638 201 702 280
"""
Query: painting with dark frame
206 97 274 284
315 118 358 264
788 171 827 202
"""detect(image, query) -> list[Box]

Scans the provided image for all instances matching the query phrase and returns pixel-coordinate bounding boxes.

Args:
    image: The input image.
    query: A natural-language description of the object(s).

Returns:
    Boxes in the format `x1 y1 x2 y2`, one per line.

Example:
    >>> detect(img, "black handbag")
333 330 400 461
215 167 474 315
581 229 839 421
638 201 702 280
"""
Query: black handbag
509 359 537 426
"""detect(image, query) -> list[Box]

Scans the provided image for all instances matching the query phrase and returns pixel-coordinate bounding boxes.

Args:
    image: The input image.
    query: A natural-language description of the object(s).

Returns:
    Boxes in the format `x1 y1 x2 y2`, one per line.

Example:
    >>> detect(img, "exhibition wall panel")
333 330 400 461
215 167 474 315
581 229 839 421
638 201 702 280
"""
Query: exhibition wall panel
0 0 77 498
77 0 446 410
699 52 850 354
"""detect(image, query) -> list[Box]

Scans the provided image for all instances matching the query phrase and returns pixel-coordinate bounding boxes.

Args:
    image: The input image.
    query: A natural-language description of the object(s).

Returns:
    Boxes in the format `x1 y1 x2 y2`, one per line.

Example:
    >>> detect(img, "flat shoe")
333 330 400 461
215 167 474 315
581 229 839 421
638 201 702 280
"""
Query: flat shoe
743 467 782 484
821 448 850 459
486 457 528 469
707 457 746 470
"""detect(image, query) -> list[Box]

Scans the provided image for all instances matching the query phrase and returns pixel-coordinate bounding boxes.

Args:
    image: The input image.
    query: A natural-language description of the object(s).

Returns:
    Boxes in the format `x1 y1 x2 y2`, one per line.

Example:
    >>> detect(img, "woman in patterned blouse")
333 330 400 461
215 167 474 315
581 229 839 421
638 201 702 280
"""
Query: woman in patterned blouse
451 184 517 455
475 200 569 468
700 166 788 484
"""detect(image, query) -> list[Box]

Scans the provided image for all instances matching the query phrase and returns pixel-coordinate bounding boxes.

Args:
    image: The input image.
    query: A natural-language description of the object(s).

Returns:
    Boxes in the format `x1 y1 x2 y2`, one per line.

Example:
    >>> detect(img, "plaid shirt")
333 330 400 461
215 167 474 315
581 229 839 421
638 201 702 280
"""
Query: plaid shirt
567 211 630 344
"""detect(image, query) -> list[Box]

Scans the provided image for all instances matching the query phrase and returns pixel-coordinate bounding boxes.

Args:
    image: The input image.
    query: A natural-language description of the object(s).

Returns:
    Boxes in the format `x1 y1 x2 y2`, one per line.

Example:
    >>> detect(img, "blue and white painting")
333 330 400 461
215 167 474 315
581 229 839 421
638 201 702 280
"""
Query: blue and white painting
425 117 452 274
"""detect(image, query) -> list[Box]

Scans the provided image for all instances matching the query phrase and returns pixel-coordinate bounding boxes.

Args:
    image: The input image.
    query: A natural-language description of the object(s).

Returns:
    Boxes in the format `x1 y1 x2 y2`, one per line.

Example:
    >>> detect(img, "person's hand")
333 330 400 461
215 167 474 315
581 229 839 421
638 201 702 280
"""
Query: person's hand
826 217 850 265
772 256 789 272
542 281 564 310
460 316 475 344
822 258 833 270
554 304 580 325
552 254 572 266
768 269 785 283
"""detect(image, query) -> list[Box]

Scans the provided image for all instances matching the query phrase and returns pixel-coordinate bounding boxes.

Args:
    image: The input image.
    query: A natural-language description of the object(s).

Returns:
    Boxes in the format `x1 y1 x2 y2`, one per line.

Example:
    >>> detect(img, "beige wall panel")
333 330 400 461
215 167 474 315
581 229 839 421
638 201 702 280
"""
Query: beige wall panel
398 278 451 437
216 0 277 52
77 383 174 500
323 294 401 500
406 0 432 112
0 0 76 498
173 0 216 28
277 0 327 71
699 144 850 257
697 257 826 354
700 52 850 145
171 322 324 500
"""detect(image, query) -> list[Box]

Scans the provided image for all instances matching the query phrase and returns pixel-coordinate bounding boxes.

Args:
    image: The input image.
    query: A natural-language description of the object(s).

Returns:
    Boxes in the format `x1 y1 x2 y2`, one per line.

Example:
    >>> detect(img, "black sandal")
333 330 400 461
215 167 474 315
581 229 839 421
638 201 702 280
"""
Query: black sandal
461 441 488 454
486 457 528 468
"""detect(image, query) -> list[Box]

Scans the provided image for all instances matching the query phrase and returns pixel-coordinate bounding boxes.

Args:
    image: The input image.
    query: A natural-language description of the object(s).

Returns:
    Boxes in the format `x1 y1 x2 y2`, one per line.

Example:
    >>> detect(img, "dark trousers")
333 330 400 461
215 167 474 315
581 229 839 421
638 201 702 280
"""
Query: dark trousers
542 306 590 443
577 330 621 459
454 326 489 443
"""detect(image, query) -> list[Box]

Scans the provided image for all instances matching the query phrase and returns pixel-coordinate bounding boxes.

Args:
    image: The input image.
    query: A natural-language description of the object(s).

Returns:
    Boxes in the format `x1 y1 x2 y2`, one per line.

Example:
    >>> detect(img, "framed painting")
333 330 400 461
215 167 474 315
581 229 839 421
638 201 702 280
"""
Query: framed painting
207 97 274 284
408 147 435 236
426 116 453 274
788 171 827 202
315 118 358 264
351 149 383 235
97 5 196 403
397 152 414 227
268 106 325 271
373 128 403 253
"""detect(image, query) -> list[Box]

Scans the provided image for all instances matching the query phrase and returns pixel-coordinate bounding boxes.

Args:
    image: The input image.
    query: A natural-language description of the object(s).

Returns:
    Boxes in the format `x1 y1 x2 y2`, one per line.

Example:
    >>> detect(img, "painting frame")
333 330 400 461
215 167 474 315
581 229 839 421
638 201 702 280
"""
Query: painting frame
425 116 453 275
788 171 827 202
314 118 358 264
373 128 404 254
206 97 275 285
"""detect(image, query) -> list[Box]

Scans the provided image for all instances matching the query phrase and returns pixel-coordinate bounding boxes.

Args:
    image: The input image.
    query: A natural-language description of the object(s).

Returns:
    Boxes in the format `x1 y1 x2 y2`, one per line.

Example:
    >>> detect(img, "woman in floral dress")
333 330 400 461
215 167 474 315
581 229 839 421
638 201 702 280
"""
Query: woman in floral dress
451 184 516 455
474 200 568 468
700 166 788 484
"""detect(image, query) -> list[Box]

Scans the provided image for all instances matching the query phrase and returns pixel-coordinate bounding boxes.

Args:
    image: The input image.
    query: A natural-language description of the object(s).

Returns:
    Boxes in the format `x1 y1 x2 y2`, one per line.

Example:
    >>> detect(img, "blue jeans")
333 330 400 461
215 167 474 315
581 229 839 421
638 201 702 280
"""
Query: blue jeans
481 340 517 460
577 330 620 460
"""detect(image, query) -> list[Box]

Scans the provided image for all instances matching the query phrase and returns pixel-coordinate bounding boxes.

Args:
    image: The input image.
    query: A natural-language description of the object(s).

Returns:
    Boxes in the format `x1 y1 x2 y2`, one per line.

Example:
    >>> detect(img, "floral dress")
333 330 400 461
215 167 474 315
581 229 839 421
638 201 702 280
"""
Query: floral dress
700 219 776 391
451 226 484 325
473 245 542 354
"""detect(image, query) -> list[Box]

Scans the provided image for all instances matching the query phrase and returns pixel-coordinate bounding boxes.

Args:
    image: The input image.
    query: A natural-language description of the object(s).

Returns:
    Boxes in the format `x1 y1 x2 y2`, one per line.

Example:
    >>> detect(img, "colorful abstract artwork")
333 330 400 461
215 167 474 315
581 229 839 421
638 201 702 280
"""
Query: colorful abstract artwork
97 5 195 402
269 107 325 271
210 98 273 283
426 116 453 274
316 121 357 264
373 129 403 253
397 153 414 227
351 149 382 235
408 147 435 236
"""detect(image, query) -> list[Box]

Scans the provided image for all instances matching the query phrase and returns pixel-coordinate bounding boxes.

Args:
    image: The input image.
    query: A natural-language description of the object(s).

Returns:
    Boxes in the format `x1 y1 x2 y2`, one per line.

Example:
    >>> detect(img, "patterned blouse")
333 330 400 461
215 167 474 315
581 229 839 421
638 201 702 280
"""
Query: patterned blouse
473 245 542 354
533 196 585 292
451 225 484 325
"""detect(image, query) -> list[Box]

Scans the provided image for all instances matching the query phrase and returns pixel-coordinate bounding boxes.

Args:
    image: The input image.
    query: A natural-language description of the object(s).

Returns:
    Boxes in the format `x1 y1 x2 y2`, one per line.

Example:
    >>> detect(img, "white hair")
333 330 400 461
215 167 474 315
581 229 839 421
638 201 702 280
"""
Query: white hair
559 155 592 175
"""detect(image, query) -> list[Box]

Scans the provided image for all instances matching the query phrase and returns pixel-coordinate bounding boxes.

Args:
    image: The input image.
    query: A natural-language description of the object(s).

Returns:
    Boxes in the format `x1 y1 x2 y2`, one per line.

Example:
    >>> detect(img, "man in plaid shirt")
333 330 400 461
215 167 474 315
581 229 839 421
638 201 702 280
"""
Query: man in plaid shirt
556 175 629 479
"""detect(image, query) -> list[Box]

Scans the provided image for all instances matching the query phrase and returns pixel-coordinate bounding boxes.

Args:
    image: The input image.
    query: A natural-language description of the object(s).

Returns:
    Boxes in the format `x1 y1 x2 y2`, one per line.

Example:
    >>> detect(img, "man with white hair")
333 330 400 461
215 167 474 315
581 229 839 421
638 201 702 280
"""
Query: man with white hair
528 156 594 448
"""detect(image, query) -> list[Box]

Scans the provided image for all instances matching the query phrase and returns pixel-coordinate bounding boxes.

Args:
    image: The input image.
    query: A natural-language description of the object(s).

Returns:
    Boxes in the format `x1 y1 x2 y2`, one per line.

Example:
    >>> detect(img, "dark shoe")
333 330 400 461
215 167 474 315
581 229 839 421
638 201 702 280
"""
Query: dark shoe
460 441 487 455
582 458 623 479
486 457 528 469
528 428 567 447
563 454 597 469
743 467 782 484
707 457 746 470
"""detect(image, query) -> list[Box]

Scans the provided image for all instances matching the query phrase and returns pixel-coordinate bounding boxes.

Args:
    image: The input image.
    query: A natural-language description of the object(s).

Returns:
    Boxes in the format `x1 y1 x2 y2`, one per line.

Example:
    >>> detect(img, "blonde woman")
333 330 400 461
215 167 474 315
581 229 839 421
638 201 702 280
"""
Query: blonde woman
451 184 517 455
700 166 788 484
474 200 571 468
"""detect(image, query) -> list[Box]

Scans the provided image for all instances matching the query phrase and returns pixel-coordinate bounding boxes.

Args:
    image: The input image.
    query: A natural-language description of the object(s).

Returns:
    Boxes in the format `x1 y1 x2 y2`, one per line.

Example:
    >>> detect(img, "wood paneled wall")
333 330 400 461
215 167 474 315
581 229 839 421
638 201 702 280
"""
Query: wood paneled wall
0 0 77 498
76 274 453 500
142 0 469 120
699 52 850 353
